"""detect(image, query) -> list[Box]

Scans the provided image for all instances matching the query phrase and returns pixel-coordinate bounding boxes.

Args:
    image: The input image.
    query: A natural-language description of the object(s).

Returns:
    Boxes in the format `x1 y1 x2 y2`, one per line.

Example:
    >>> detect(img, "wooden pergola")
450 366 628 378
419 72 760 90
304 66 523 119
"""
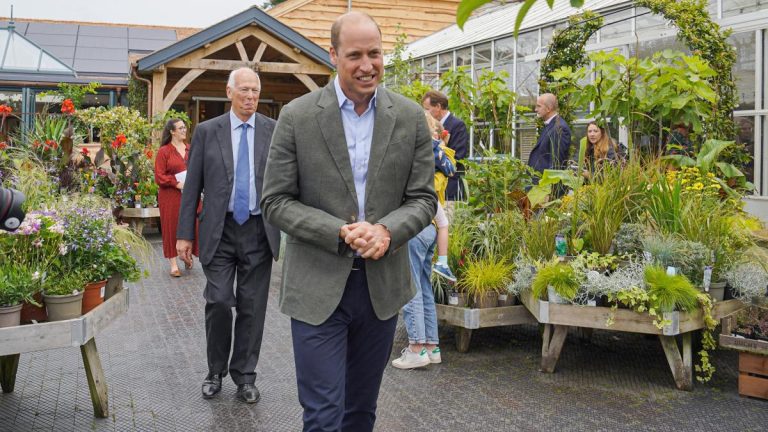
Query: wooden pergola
136 6 333 122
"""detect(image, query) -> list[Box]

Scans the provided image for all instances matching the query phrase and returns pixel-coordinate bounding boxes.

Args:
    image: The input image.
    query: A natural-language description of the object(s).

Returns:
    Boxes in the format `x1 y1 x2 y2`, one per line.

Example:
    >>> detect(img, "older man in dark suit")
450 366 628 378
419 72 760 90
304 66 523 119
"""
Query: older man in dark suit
527 93 572 182
262 12 436 432
176 67 280 404
422 90 468 201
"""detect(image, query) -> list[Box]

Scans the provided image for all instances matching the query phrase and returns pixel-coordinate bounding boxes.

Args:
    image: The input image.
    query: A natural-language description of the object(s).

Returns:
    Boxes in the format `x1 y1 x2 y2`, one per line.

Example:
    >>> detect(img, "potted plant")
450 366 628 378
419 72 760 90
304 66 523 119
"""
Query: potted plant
644 266 700 313
531 260 582 304
459 254 513 308
0 264 38 328
725 262 768 304
42 271 87 322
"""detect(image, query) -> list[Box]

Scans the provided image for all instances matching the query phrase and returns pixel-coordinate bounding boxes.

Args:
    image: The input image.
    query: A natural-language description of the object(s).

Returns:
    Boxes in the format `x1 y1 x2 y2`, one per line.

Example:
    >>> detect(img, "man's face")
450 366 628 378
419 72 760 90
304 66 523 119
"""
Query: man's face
226 71 260 120
422 98 442 121
330 20 383 104
534 96 551 120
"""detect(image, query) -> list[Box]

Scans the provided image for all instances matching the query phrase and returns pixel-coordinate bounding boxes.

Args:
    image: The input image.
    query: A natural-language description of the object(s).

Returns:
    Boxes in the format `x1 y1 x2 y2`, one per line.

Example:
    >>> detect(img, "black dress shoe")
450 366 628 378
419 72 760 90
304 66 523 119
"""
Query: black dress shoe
201 373 222 399
236 383 261 404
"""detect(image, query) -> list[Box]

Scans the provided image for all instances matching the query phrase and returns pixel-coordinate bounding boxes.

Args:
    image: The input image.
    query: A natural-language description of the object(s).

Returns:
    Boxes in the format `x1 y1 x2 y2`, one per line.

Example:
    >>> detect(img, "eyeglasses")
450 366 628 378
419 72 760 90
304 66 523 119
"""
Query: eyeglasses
176 126 187 131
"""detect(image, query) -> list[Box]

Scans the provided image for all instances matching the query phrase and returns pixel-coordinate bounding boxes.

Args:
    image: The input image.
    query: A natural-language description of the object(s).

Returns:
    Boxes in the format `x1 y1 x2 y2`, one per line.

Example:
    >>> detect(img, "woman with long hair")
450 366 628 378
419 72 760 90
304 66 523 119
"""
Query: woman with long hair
154 118 198 276
581 121 620 179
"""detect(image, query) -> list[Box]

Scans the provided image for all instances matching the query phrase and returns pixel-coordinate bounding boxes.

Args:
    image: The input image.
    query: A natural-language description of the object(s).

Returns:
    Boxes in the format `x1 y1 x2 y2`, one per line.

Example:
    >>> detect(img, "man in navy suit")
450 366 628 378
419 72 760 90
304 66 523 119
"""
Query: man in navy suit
527 93 572 183
422 90 468 201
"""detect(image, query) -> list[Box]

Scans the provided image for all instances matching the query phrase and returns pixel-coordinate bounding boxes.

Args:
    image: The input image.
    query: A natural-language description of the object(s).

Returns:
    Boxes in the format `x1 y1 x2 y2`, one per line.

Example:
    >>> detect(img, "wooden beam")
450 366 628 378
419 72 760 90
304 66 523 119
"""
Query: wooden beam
80 339 109 417
162 68 206 113
235 40 249 62
659 334 694 391
247 26 320 67
151 69 167 119
540 324 568 373
294 73 319 91
167 58 330 75
0 354 19 393
176 27 258 63
252 42 267 62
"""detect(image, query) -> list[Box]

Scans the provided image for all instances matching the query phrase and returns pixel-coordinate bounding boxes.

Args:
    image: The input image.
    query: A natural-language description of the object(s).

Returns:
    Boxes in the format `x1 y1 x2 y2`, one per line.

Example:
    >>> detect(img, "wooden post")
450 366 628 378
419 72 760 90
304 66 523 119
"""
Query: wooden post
151 68 167 119
0 354 20 393
659 334 693 391
454 327 472 353
80 339 109 418
540 324 568 373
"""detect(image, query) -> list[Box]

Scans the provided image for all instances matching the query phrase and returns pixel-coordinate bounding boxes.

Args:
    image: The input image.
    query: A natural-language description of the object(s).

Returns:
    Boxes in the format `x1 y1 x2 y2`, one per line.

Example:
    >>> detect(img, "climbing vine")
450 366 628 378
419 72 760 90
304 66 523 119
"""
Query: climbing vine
637 0 738 143
539 10 603 124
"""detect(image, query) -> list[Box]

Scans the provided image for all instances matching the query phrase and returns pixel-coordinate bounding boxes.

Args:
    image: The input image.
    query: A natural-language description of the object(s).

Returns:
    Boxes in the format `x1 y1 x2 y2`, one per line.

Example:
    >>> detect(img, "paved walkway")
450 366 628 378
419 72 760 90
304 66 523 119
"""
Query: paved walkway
1 233 767 431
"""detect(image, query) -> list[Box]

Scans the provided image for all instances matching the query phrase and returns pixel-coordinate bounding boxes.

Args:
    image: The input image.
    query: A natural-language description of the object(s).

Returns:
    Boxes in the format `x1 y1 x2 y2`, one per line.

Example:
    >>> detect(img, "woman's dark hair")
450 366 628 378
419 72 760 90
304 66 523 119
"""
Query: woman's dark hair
161 118 185 146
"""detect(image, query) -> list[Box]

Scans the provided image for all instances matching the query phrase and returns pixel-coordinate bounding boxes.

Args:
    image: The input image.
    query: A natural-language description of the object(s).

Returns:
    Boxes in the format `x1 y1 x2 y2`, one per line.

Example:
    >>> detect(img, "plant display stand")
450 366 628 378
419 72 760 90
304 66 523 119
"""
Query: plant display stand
0 288 130 417
720 314 768 399
520 290 744 390
120 207 160 234
436 303 536 353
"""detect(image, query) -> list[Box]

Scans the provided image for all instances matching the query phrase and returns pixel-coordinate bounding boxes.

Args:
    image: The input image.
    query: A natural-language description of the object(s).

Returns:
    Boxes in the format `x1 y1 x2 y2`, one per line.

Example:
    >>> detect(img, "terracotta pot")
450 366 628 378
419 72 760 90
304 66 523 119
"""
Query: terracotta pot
20 292 47 323
104 273 124 300
43 291 83 322
0 303 22 328
82 280 107 314
475 292 499 309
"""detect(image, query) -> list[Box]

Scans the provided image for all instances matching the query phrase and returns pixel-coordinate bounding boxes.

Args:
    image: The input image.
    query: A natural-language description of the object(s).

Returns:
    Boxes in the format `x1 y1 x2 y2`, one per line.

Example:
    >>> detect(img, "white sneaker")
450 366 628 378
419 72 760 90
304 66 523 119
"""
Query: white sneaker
427 347 441 364
391 347 430 369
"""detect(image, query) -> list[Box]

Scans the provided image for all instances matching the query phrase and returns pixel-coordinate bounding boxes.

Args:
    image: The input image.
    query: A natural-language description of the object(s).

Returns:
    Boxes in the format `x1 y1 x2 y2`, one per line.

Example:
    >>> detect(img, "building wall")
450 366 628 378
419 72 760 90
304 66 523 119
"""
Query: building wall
268 0 462 51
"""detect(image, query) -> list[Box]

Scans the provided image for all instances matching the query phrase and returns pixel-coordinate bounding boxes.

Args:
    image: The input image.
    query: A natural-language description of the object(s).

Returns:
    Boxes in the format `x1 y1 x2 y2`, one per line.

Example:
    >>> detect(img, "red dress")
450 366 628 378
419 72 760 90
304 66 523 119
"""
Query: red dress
155 143 199 258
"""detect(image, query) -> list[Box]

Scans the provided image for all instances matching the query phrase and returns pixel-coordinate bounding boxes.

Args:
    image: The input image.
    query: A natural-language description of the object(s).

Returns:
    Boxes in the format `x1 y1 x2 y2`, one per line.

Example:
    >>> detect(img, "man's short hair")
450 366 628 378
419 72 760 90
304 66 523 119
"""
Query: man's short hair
422 90 449 110
330 12 381 51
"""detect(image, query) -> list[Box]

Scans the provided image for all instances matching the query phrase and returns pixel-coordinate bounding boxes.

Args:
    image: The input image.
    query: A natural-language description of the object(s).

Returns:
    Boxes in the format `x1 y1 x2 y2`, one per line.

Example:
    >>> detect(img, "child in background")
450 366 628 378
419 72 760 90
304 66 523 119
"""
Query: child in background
425 113 456 283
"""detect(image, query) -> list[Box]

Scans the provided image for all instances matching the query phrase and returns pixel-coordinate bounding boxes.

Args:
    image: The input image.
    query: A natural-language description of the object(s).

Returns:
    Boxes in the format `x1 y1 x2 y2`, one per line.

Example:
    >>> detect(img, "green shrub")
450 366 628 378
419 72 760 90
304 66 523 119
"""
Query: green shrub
644 266 699 313
531 260 581 301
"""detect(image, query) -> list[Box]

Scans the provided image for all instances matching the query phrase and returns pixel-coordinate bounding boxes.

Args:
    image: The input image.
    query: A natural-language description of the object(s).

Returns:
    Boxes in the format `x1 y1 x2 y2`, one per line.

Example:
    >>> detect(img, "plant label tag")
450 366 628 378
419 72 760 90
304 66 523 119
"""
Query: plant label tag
703 266 712 292
587 300 596 307
100 286 105 298
448 293 459 305
498 294 508 301
666 266 677 276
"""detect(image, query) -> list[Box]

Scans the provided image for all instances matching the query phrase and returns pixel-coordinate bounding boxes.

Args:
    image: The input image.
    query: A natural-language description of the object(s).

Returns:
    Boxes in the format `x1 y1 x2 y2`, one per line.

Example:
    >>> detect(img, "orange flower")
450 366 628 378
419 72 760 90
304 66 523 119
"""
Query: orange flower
61 99 75 115
111 133 127 150
0 104 12 115
145 149 153 159
0 141 7 150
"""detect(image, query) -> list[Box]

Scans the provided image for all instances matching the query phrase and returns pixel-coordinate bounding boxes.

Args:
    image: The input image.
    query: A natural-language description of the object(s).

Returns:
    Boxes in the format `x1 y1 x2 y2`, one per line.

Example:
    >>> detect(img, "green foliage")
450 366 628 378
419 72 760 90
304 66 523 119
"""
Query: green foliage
0 264 39 306
523 213 560 261
644 266 699 313
456 0 586 36
11 159 59 211
664 139 753 193
128 76 148 117
539 11 603 124
580 164 637 255
531 259 581 301
42 270 88 296
39 82 100 109
636 0 737 143
614 223 647 256
464 150 536 212
551 50 716 152
386 30 433 104
102 243 141 283
459 254 513 298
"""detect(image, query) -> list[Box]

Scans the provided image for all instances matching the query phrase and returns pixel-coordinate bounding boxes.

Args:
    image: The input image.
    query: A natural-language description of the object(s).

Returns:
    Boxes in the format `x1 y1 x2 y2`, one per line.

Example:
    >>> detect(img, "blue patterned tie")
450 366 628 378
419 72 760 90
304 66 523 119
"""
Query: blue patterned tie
233 123 250 225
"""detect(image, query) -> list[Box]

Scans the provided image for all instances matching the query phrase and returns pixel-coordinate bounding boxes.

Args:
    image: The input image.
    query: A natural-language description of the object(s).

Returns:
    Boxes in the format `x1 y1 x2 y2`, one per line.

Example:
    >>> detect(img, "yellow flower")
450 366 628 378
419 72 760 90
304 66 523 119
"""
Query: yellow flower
693 182 704 190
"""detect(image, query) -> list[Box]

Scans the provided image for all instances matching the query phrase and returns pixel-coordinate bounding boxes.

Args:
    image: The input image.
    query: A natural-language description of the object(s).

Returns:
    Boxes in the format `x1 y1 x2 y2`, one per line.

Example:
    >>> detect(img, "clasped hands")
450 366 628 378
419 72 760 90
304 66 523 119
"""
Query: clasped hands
339 222 390 260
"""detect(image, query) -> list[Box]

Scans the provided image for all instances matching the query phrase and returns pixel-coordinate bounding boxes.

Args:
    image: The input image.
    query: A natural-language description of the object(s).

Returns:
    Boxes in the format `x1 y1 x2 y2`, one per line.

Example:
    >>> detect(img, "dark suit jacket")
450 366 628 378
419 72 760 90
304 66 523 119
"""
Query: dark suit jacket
261 83 437 325
528 114 572 175
442 113 468 200
177 112 281 265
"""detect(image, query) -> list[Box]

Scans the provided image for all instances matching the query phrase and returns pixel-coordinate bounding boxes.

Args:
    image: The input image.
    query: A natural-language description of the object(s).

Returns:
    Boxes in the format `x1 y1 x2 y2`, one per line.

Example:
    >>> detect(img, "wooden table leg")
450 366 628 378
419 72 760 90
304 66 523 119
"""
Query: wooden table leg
0 354 20 393
455 327 473 353
659 334 693 391
134 219 145 235
540 324 568 373
80 339 109 418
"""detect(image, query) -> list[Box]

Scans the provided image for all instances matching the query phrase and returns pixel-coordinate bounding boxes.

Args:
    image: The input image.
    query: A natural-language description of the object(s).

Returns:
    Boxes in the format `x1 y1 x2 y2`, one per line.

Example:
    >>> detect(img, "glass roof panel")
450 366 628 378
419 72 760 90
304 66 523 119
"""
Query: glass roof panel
0 27 74 74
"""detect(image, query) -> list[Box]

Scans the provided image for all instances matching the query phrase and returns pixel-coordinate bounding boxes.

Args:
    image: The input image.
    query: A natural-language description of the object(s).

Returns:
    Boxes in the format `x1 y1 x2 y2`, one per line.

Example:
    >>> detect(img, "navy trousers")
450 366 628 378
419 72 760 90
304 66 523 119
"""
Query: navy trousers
291 259 398 432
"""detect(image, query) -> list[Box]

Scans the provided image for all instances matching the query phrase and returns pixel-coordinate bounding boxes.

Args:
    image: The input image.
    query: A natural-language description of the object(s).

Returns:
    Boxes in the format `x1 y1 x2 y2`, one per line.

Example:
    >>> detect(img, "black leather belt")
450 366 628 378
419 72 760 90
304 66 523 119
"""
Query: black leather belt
225 212 261 219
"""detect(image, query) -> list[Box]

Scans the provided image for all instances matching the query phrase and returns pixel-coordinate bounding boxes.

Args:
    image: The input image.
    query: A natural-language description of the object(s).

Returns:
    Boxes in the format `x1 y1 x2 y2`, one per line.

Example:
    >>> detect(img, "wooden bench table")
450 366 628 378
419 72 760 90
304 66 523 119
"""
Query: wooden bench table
0 288 130 417
119 207 160 235
436 303 537 352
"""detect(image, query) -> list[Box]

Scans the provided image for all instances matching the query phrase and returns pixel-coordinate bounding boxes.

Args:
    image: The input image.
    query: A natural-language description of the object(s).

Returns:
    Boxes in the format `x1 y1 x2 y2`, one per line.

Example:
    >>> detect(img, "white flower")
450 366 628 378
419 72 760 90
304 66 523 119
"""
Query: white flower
59 245 68 255
32 271 40 280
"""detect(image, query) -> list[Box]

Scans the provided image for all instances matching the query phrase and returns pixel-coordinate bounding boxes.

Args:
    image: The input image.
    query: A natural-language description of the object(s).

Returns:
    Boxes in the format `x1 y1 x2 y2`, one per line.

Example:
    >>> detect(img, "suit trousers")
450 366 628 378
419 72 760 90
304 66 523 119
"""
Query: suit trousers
291 259 398 432
202 214 272 385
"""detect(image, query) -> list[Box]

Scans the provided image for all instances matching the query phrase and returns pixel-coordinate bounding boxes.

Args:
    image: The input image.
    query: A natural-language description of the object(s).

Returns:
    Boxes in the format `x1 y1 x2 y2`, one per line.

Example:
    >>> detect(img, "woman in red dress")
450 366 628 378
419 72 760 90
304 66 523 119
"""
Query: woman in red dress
155 118 198 277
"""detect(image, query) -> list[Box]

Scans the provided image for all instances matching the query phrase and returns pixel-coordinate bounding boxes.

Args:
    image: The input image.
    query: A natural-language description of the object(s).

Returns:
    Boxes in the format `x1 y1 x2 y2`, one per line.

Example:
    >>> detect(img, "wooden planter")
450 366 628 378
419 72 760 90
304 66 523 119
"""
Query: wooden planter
719 314 768 400
435 303 536 353
520 290 744 391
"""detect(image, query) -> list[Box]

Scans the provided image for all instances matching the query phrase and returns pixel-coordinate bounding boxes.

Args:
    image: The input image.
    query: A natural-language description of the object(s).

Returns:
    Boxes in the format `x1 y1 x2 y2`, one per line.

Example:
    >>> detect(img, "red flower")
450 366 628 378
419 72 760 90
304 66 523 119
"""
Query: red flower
0 104 12 116
33 140 40 148
111 134 127 150
44 140 58 151
80 147 90 156
0 142 7 150
441 130 449 138
145 149 153 159
61 99 75 115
